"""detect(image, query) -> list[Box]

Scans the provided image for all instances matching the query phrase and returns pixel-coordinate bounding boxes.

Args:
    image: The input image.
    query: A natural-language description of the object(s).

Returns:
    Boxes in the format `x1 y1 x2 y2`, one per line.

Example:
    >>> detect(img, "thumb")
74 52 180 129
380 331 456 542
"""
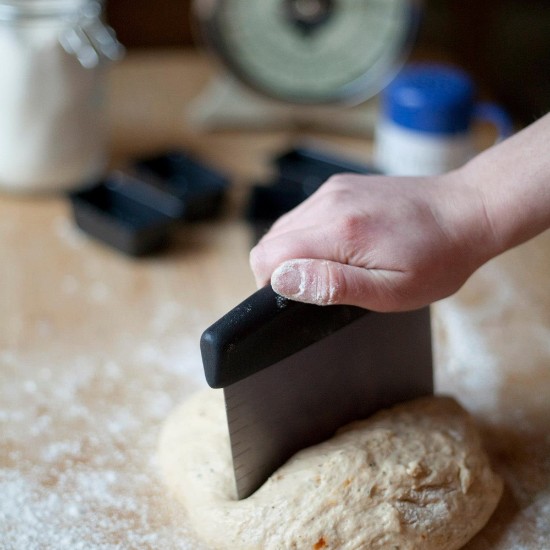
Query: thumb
271 259 404 311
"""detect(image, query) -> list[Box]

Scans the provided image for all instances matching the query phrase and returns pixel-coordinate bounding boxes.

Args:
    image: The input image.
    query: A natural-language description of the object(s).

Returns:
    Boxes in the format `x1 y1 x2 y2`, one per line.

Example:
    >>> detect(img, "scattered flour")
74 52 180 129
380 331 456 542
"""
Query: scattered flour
432 254 550 549
0 306 209 549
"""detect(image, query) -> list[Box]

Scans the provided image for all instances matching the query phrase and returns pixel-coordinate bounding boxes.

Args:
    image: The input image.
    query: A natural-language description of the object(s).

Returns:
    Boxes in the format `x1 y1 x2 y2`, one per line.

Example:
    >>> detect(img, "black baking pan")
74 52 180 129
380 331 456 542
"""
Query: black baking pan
134 150 230 221
70 171 181 256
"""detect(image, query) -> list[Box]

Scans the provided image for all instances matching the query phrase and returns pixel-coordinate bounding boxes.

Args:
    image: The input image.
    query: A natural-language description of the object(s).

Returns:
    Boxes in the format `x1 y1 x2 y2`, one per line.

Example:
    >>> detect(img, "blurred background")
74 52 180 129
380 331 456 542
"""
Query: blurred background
105 0 550 126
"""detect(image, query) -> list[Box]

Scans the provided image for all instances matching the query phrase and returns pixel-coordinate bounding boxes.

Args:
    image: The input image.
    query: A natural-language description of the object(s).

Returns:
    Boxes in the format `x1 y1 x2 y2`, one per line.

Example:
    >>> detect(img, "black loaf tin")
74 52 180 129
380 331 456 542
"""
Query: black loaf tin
134 150 230 221
70 170 183 256
70 150 231 255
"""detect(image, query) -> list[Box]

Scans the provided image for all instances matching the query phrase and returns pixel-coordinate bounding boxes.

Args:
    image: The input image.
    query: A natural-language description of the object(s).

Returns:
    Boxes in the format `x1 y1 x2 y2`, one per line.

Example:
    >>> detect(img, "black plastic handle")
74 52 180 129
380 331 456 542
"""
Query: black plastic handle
201 286 368 388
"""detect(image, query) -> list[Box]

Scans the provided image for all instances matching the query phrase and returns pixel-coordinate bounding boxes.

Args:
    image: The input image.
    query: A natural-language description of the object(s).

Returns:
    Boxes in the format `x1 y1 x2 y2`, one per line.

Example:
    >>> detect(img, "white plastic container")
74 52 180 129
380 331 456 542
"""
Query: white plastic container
0 0 123 193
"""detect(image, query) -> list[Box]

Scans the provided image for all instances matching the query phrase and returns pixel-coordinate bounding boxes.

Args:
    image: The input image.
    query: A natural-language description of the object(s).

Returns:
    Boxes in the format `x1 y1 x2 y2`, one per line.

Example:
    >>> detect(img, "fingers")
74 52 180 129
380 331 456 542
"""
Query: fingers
251 192 372 287
265 173 364 239
250 226 331 287
263 190 333 241
270 258 407 312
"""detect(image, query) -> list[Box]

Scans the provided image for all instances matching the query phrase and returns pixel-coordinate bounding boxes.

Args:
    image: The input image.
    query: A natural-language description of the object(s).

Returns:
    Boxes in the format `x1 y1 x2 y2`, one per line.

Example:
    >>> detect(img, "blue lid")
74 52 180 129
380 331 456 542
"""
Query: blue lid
382 63 475 135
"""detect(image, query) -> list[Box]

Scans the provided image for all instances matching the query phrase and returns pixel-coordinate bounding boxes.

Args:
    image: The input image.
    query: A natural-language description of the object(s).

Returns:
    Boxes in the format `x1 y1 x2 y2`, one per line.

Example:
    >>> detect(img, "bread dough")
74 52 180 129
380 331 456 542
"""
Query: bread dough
158 390 502 550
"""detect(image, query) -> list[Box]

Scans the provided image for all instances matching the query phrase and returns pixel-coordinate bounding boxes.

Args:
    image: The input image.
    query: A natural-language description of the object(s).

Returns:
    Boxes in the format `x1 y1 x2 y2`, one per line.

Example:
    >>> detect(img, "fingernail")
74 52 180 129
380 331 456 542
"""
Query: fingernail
271 261 305 298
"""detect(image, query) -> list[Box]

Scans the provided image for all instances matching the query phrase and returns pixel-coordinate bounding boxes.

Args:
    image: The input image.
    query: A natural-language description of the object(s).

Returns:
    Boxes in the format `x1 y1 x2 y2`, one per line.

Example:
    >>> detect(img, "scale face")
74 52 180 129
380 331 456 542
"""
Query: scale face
194 0 420 105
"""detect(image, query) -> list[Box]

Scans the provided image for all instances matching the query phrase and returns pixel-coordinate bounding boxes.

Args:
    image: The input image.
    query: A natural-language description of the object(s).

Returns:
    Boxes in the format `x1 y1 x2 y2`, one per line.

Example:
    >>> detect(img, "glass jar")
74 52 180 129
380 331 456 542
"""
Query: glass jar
0 0 123 193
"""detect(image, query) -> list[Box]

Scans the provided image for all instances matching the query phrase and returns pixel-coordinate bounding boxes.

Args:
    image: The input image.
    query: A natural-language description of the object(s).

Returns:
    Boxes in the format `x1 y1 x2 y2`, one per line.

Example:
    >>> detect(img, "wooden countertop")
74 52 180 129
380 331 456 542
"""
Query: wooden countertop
1 50 548 549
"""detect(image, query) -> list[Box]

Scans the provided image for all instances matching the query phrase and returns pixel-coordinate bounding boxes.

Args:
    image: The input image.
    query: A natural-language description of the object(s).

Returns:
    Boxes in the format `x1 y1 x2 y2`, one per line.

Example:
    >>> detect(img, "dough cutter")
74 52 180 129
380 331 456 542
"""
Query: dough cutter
201 285 432 499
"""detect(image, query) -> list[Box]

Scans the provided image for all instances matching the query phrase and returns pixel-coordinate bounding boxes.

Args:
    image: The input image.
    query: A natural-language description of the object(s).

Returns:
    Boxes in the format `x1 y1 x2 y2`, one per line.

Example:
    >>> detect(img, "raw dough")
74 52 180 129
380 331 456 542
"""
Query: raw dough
158 390 502 550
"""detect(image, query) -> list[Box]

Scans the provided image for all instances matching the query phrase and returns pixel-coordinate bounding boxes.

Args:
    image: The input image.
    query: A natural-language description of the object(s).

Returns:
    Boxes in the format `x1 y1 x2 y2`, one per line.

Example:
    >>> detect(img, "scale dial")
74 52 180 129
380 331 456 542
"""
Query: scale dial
195 0 420 104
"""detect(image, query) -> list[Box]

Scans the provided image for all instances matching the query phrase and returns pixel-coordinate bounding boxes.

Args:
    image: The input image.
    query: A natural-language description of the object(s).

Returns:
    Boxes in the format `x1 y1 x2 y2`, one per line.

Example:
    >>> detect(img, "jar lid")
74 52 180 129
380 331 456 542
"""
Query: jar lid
381 63 476 135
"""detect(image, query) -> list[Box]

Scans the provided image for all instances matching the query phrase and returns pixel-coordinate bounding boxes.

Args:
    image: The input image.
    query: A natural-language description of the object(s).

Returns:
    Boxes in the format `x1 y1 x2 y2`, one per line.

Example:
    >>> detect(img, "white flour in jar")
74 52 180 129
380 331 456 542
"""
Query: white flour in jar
0 6 109 193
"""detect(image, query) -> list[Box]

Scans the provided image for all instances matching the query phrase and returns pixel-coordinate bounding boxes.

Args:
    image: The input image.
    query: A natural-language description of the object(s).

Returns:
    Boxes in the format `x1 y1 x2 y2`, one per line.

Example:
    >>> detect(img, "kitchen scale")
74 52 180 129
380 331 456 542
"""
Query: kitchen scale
189 0 421 135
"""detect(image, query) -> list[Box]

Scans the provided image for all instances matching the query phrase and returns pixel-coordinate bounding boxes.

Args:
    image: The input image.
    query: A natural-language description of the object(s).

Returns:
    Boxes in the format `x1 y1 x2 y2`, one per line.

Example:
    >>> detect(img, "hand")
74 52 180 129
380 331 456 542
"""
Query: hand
250 171 496 312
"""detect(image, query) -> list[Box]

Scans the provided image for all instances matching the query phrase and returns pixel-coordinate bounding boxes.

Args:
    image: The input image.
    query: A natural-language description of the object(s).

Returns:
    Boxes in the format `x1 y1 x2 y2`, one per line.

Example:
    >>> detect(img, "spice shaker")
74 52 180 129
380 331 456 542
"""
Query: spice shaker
373 63 513 176
0 0 124 193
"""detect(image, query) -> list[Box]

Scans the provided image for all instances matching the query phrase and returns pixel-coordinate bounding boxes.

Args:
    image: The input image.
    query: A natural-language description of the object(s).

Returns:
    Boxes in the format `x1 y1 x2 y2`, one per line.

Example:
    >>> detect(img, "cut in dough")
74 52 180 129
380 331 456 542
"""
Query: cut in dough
158 390 502 550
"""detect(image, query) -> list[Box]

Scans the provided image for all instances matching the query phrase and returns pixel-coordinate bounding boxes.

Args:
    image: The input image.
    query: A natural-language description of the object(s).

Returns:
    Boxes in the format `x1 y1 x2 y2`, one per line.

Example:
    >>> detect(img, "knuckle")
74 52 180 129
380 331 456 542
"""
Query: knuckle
324 174 347 189
320 261 347 305
335 212 364 242
322 176 351 199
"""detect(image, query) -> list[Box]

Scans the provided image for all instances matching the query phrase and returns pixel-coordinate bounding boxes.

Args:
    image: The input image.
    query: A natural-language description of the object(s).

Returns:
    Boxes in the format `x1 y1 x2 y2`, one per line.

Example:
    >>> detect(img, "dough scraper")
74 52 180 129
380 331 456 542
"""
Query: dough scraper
201 285 432 499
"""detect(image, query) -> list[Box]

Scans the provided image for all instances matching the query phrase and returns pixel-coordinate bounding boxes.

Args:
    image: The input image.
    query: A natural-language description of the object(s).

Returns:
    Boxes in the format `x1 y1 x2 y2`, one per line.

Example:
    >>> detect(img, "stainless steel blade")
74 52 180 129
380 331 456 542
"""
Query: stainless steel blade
224 306 432 499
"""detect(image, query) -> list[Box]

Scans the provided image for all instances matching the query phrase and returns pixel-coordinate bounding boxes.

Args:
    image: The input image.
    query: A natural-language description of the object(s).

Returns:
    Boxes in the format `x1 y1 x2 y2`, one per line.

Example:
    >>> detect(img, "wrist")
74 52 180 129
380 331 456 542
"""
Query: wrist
457 114 550 254
435 168 503 271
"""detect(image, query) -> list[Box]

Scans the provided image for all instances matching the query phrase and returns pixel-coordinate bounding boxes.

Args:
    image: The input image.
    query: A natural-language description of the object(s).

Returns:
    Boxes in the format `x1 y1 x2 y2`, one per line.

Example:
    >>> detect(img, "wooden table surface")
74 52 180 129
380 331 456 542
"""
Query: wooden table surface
1 50 549 549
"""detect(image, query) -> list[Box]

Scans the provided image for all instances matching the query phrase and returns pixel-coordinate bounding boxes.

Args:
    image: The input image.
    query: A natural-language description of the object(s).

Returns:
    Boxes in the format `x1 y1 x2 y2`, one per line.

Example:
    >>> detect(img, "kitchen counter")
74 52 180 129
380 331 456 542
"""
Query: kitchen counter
1 50 549 549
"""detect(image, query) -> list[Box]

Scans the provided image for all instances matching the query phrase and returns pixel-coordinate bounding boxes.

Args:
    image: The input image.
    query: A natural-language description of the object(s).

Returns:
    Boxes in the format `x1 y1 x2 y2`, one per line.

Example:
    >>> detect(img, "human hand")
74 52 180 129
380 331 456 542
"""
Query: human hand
250 171 496 312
